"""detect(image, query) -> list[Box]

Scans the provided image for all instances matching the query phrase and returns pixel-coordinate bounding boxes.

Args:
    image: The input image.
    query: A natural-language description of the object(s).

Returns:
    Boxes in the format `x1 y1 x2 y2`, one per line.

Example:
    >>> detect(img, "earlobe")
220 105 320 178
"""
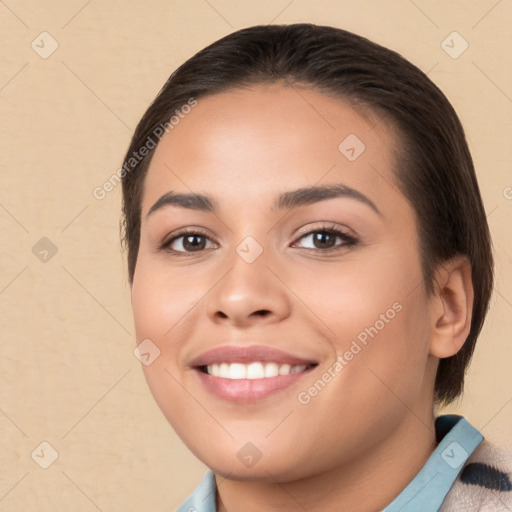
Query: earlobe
429 256 474 359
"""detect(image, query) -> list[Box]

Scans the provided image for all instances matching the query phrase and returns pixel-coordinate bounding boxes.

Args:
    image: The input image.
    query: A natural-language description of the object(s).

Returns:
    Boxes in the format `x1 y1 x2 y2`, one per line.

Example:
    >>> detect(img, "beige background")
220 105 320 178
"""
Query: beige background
1 0 511 510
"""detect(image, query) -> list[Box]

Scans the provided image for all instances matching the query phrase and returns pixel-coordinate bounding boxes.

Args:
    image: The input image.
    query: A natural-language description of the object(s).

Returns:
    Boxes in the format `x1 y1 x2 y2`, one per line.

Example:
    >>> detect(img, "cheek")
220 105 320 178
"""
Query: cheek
130 254 206 419
131 256 205 429
286 250 421 340
291 249 431 398
131 253 205 347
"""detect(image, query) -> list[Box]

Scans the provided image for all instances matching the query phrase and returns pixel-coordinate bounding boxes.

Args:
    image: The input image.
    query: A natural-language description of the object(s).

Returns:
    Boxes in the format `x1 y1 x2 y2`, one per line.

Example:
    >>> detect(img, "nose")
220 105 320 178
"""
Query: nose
206 244 291 328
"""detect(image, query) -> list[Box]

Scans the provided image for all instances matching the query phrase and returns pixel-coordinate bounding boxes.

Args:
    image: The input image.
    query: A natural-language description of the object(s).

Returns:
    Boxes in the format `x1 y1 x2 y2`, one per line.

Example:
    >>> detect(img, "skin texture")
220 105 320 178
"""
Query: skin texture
130 84 474 511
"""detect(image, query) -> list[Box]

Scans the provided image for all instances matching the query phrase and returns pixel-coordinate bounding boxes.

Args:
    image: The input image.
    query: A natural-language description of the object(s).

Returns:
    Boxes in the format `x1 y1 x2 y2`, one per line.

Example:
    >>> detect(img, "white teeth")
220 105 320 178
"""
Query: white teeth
229 363 247 379
247 362 264 379
205 362 309 379
278 364 291 375
264 362 279 378
219 363 230 378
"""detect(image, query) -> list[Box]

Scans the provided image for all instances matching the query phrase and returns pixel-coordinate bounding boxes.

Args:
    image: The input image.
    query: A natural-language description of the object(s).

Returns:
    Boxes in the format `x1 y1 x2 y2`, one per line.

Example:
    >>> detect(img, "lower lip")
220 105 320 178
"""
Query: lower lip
194 367 315 403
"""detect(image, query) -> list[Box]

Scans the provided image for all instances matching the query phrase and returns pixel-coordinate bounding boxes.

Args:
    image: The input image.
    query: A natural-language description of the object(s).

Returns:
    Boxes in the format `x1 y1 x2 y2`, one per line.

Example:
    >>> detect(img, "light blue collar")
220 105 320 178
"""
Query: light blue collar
177 415 483 511
177 470 216 512
382 415 483 511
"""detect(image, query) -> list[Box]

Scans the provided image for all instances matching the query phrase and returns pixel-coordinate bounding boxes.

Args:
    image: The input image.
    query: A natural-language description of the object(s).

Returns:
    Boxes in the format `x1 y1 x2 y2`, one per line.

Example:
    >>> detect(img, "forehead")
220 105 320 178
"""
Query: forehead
140 84 404 217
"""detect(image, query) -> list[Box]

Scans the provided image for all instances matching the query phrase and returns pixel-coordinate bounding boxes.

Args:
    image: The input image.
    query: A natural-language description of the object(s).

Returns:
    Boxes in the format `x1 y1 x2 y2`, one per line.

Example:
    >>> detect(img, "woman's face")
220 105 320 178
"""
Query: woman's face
131 84 438 480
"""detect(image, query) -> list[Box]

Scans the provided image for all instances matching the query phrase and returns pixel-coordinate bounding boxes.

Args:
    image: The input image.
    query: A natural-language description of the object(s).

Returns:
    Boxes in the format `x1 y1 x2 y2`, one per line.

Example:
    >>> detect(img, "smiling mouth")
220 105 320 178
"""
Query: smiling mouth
191 344 319 402
198 362 318 379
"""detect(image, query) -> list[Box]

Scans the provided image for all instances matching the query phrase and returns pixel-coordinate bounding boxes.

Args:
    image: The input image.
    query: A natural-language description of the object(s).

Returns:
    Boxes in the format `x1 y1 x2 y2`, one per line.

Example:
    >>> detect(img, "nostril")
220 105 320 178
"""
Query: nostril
254 310 271 317
213 309 271 320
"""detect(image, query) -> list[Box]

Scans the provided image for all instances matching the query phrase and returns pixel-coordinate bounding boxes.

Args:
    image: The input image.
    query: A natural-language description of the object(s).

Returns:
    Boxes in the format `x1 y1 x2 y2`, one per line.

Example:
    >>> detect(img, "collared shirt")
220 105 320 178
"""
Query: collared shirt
177 415 483 511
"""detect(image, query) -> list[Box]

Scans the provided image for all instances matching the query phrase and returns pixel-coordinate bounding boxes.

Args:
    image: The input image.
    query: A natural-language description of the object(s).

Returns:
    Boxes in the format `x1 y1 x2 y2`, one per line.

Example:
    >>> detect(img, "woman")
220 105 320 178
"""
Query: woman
121 24 511 511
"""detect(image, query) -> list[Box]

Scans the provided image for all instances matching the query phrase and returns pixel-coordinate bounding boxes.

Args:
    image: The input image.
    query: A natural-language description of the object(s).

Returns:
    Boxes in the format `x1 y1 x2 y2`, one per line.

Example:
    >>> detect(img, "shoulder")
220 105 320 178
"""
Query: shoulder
440 438 512 511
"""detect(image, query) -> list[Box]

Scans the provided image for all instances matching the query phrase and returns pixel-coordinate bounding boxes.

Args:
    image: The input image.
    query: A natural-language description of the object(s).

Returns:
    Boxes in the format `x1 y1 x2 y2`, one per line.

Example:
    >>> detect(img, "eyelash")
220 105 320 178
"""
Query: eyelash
159 224 358 256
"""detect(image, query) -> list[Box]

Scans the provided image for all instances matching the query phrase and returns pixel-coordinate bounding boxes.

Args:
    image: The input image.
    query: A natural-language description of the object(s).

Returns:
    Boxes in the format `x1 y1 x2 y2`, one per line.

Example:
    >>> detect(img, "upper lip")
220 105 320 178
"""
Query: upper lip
189 345 319 367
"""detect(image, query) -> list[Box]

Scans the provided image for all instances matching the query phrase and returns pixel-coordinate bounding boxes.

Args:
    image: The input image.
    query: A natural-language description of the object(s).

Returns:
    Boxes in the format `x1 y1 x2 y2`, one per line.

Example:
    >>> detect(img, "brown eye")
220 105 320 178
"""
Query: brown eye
310 231 337 249
294 226 358 251
180 234 207 251
161 230 217 254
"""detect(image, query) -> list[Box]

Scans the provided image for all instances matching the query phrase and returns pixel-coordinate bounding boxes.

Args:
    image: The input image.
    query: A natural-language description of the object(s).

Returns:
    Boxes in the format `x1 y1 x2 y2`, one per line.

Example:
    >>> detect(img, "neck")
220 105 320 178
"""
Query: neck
216 413 437 512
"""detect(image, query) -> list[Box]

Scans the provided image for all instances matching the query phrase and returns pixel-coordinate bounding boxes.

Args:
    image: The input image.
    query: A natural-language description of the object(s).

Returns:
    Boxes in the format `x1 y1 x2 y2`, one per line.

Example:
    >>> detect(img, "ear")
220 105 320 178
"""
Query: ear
429 255 474 359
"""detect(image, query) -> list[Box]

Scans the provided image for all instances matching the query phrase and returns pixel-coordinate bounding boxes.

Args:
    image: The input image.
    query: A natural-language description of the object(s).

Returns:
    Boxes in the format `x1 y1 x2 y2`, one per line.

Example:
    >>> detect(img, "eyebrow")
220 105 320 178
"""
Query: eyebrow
146 183 381 218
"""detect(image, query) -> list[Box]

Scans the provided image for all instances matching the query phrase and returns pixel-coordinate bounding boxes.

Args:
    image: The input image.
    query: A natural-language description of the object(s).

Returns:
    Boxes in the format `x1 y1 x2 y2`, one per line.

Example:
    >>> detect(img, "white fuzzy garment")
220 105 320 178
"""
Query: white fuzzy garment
440 439 512 511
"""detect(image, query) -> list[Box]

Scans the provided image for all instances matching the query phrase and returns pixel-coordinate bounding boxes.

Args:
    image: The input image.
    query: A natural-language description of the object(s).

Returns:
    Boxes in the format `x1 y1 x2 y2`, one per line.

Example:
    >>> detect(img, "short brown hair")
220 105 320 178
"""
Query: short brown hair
120 23 494 405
